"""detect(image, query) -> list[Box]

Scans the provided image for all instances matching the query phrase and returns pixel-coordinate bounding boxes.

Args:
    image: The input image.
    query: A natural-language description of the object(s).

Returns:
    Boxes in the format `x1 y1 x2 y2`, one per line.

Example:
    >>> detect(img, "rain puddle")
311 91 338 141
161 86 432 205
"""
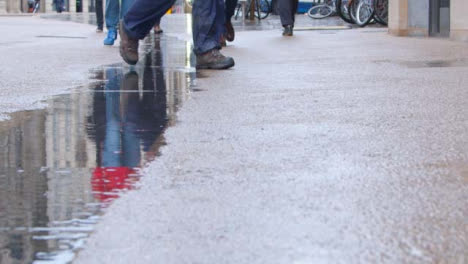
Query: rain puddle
0 35 195 264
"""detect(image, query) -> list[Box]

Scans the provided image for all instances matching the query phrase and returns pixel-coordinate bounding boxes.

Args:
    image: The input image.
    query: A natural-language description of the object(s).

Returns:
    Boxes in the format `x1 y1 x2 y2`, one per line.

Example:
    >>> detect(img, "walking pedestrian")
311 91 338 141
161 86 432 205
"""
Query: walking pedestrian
96 0 104 32
119 0 234 69
277 0 298 36
103 0 135 45
53 0 64 13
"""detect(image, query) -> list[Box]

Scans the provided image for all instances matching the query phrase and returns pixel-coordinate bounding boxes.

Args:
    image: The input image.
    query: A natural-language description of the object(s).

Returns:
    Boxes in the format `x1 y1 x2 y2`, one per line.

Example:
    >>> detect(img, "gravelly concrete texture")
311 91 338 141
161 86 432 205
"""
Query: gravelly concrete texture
74 23 468 264
0 16 121 120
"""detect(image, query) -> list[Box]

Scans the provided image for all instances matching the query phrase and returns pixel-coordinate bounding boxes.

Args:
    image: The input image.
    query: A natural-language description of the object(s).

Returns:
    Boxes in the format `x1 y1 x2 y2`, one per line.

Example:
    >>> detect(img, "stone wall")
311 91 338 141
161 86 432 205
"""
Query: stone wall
389 0 429 36
0 0 7 13
451 0 468 41
408 0 429 36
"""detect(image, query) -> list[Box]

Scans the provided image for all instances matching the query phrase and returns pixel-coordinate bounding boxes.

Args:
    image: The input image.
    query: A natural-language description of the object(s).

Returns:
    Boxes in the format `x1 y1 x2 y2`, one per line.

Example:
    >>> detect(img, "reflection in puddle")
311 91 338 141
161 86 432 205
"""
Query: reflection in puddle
0 35 195 264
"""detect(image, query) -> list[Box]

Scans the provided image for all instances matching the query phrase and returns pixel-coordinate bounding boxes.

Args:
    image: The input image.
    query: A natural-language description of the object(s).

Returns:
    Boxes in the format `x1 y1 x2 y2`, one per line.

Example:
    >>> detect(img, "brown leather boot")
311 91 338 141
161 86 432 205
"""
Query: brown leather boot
119 22 139 65
196 49 235 70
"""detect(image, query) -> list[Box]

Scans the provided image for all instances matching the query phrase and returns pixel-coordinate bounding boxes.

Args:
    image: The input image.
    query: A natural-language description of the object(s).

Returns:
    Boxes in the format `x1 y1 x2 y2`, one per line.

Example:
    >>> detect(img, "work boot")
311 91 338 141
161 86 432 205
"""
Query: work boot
225 20 235 42
119 22 139 65
103 28 117 45
196 49 235 70
282 25 293 36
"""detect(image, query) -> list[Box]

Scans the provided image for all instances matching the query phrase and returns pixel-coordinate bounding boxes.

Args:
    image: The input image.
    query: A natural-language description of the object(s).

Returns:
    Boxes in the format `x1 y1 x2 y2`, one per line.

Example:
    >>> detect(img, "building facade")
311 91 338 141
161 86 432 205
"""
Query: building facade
389 0 468 41
0 0 89 13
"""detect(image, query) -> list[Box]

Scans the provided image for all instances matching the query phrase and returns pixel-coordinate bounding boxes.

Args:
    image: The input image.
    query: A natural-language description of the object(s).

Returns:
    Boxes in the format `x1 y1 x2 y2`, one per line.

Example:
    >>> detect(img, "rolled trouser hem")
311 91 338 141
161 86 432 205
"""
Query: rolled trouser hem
122 20 143 39
194 42 220 55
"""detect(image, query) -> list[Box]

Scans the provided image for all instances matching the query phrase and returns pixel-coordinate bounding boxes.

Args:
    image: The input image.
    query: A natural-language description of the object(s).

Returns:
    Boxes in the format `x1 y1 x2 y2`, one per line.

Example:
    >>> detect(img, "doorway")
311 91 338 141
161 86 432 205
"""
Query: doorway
429 0 450 37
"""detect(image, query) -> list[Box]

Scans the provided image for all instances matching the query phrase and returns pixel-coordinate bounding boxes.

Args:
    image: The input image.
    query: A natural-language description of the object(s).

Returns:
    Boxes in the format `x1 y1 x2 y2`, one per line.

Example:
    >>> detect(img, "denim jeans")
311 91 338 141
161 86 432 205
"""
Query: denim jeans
123 0 224 55
192 0 225 54
105 0 135 31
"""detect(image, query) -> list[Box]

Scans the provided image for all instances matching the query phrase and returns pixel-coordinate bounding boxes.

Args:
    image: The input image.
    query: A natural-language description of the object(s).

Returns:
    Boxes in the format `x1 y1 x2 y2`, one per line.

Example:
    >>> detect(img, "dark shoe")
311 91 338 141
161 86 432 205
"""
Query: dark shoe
119 22 139 65
282 25 293 36
196 49 235 70
225 20 235 42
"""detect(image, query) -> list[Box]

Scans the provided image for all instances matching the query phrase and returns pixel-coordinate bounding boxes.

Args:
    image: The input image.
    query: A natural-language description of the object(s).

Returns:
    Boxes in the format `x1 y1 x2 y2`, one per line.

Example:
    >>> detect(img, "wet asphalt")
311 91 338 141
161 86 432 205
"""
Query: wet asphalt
1 13 467 264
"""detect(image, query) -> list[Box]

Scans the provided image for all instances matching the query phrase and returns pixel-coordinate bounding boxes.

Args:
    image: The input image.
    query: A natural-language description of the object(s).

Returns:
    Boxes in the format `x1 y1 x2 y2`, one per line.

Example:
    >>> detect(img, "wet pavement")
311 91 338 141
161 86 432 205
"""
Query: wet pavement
1 12 467 264
0 35 195 264
76 17 467 264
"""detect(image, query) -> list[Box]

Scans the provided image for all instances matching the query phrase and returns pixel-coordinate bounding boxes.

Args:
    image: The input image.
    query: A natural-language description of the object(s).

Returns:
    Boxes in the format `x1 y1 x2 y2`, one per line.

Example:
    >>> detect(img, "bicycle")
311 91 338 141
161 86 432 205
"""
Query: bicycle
373 0 388 25
337 0 387 27
234 0 271 20
336 0 355 24
353 0 374 27
307 0 336 19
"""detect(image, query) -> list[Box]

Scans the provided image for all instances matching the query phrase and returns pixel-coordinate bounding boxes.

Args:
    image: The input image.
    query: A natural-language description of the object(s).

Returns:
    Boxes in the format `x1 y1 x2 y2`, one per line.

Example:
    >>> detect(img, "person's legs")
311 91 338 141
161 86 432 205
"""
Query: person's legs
104 0 119 44
119 0 173 64
96 0 104 31
105 0 119 31
277 0 295 36
123 0 173 39
277 0 294 26
224 0 238 42
192 0 224 55
291 0 298 24
192 0 234 69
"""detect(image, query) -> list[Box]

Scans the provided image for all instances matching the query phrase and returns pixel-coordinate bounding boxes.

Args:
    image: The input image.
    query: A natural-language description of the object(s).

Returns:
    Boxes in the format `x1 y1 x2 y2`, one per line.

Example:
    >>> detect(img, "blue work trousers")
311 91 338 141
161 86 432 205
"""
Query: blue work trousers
192 0 224 54
123 0 223 55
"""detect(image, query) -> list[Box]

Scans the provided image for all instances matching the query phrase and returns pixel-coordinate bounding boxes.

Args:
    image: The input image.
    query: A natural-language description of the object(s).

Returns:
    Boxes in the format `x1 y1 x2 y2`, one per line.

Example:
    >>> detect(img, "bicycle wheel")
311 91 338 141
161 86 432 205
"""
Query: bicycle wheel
348 0 360 24
355 0 374 27
336 0 355 24
307 4 333 19
373 0 388 25
255 0 270 19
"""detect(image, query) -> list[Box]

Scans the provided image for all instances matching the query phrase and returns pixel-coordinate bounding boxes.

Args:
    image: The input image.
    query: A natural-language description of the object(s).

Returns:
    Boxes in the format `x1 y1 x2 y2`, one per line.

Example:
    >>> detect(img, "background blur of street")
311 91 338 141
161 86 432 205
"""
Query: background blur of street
0 2 467 264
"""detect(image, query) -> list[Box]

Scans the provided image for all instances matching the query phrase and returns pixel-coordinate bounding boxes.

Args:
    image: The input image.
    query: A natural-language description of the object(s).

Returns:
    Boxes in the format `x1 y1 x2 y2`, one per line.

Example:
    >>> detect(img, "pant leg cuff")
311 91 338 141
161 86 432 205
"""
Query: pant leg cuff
122 19 141 39
195 42 220 55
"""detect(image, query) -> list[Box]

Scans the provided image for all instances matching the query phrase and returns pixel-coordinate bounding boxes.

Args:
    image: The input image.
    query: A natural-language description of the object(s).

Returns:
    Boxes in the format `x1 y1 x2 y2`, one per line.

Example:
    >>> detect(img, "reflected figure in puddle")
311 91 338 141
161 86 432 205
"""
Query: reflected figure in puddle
89 51 167 203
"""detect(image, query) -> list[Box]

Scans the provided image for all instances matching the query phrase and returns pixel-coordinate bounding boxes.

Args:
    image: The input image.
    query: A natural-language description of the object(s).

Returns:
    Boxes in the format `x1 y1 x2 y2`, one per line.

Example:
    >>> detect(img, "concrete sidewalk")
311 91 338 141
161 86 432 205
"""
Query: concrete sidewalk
74 21 468 264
